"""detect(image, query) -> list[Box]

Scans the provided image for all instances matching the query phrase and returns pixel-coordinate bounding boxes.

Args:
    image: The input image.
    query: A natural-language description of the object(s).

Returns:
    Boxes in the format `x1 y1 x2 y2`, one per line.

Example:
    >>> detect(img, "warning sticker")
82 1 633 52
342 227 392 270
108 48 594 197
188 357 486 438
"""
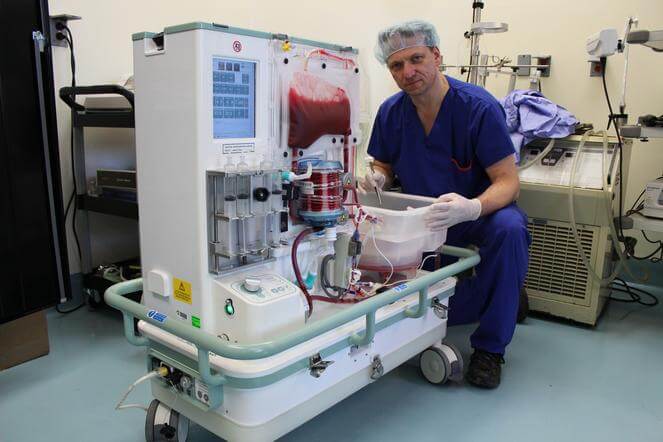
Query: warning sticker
173 278 192 304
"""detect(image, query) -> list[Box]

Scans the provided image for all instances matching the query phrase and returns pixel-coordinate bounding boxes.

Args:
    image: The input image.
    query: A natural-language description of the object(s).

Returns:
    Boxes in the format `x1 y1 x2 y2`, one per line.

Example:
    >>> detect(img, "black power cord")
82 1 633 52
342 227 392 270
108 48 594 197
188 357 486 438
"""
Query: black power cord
61 25 83 266
641 231 663 263
599 58 626 243
609 277 659 307
55 24 86 315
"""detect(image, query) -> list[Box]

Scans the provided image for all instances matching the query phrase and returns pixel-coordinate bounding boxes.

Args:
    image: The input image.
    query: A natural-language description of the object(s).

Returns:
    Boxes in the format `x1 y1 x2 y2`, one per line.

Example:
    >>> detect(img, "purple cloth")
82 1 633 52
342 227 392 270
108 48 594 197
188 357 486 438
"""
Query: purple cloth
499 90 578 157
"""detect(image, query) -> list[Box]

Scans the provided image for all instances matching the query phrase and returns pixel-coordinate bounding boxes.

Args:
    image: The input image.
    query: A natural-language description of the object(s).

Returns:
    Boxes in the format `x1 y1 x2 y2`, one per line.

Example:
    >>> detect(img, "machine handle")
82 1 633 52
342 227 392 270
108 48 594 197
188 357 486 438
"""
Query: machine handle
59 84 135 111
105 245 479 362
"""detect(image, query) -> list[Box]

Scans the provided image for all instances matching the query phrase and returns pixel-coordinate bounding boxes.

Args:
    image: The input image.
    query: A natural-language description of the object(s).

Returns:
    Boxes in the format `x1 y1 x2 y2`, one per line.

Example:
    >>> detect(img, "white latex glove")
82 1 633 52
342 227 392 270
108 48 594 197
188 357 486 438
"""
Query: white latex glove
358 170 386 194
425 193 482 231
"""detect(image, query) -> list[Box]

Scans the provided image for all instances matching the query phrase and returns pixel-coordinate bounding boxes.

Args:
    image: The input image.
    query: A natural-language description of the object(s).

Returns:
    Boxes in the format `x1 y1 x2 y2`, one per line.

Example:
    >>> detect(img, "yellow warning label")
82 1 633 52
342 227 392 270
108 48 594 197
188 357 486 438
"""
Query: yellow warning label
173 278 192 305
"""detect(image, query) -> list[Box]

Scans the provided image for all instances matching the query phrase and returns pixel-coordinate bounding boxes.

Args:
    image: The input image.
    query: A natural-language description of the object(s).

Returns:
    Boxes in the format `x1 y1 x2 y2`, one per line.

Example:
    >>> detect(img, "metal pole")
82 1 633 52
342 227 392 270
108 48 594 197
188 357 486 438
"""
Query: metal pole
468 1 484 84
32 31 68 303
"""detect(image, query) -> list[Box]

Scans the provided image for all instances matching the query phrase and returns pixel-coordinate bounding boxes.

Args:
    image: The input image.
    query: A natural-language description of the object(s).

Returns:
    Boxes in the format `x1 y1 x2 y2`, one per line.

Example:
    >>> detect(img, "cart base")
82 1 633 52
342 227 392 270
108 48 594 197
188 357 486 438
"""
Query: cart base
151 325 445 441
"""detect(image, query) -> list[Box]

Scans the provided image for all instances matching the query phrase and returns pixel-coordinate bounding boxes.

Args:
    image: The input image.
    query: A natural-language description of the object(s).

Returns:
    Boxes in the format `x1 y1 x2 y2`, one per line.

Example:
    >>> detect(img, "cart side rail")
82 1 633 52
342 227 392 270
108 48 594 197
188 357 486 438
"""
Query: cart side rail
105 245 479 386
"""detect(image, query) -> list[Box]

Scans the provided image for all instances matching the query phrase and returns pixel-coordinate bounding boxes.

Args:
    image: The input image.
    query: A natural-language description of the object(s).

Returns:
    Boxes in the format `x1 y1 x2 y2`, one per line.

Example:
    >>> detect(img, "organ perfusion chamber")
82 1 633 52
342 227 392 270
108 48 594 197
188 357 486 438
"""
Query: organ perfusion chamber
287 71 351 149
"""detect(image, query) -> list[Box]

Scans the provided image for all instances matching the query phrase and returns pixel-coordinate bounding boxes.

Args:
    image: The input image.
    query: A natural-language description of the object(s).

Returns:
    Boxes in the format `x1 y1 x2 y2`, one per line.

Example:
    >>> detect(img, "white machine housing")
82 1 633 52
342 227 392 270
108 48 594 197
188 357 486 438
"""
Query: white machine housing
586 28 619 57
212 272 307 343
133 23 360 344
518 135 632 325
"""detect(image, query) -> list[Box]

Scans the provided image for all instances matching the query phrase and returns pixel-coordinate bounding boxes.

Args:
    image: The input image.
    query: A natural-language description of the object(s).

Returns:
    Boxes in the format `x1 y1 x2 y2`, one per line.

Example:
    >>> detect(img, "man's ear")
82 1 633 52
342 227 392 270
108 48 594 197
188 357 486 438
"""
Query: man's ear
431 47 442 66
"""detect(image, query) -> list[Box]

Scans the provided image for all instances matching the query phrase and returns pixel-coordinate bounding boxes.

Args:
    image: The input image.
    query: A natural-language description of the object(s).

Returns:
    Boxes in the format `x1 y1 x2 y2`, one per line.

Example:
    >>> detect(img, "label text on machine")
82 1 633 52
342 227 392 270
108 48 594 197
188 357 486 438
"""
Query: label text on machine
222 143 255 154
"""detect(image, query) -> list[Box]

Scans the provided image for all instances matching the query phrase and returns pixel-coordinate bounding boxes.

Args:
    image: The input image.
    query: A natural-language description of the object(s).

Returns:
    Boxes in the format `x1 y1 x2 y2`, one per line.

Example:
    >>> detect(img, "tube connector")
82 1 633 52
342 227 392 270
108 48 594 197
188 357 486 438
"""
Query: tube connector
305 272 317 290
282 162 313 182
324 227 337 241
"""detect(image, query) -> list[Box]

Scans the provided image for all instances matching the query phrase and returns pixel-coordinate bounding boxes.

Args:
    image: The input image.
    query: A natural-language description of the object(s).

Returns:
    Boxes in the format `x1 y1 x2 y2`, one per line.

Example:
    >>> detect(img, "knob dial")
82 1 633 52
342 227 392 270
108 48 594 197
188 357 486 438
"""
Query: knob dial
243 277 261 292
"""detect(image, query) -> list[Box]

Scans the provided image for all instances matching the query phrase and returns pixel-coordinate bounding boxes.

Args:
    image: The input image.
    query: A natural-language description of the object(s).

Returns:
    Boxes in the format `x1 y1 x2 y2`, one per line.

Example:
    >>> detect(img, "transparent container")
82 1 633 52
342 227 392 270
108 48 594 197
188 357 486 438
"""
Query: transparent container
237 175 251 217
270 171 283 212
357 192 446 269
222 175 237 218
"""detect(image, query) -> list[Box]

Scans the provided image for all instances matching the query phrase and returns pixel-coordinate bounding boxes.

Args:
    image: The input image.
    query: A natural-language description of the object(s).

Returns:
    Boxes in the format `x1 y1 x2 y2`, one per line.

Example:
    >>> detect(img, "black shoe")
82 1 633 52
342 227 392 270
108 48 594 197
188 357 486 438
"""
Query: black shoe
517 287 529 324
466 349 504 389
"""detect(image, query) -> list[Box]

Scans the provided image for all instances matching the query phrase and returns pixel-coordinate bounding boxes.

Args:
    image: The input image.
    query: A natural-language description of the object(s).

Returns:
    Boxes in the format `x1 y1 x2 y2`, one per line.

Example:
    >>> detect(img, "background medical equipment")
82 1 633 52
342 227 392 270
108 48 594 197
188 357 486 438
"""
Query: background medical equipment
440 0 551 94
59 84 140 308
105 22 478 442
586 29 620 58
619 25 663 140
641 178 663 219
518 134 633 325
587 20 663 225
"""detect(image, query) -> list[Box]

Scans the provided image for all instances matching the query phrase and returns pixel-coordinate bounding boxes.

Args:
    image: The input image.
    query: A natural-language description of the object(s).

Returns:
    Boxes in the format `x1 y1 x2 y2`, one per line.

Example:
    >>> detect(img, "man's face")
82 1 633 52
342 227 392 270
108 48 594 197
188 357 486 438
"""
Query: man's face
386 46 441 97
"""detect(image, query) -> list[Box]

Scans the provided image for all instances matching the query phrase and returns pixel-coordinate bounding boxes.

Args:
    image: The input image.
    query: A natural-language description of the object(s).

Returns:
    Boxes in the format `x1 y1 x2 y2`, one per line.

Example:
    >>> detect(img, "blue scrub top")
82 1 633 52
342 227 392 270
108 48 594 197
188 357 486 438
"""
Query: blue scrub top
367 75 514 199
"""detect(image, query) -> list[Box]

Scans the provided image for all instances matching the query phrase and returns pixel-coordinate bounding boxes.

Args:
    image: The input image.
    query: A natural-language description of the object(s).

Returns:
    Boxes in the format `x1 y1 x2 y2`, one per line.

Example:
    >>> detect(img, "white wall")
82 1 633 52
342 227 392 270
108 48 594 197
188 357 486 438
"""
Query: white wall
50 0 663 273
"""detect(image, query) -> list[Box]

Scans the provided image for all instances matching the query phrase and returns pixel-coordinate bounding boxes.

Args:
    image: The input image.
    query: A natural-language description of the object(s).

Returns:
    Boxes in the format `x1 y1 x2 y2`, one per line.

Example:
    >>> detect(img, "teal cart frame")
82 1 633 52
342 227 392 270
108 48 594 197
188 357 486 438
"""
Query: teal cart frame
105 245 479 409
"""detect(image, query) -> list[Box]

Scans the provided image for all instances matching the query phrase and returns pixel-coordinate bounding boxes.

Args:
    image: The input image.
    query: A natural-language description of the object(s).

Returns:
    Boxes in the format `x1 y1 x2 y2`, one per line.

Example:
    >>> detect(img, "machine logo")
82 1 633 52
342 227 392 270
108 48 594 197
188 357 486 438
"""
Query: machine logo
233 40 242 52
394 284 408 292
147 309 167 323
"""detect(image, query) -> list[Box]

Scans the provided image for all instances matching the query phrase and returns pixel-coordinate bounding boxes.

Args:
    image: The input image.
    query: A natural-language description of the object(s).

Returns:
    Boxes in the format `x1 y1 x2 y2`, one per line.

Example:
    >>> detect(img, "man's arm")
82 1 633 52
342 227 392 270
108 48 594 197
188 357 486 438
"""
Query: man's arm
476 154 520 216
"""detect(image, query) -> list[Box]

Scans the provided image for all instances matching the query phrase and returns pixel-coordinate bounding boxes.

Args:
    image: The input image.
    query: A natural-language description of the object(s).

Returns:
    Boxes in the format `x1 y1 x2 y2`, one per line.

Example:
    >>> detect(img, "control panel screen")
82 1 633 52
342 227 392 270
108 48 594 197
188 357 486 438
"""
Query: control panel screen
212 57 256 139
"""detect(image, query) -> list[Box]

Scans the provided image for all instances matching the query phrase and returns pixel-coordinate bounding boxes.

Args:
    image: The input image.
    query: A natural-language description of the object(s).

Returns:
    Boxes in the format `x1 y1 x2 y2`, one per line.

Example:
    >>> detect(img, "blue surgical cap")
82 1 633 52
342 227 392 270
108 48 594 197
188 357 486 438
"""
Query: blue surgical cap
374 20 440 65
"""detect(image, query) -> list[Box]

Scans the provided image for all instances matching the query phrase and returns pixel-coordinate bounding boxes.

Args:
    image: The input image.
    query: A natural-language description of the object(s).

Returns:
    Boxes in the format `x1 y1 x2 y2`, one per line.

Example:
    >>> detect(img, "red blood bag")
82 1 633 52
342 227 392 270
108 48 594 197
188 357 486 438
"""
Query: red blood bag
288 71 351 148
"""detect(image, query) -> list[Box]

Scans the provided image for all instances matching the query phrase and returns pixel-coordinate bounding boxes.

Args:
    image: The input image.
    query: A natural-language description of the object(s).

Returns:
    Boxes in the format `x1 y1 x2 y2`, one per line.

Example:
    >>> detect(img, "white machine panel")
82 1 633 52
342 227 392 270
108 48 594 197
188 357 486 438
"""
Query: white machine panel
228 274 298 303
212 269 307 344
519 138 618 189
134 28 275 334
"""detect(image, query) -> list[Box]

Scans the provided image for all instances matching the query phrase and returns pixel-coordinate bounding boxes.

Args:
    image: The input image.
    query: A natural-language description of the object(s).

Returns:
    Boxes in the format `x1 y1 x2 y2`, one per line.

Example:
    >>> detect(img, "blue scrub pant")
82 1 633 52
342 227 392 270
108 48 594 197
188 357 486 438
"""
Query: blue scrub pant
425 204 530 355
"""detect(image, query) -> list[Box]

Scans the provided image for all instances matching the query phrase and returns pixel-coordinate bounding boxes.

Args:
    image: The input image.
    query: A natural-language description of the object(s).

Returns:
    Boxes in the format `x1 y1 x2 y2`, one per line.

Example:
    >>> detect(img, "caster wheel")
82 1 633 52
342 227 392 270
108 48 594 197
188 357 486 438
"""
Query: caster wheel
419 342 463 384
85 289 103 309
145 399 189 442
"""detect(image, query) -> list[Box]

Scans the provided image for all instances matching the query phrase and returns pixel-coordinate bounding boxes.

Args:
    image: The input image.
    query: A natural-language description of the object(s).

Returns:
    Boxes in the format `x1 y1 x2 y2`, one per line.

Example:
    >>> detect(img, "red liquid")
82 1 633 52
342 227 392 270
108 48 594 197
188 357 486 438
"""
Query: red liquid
288 72 351 148
299 170 342 213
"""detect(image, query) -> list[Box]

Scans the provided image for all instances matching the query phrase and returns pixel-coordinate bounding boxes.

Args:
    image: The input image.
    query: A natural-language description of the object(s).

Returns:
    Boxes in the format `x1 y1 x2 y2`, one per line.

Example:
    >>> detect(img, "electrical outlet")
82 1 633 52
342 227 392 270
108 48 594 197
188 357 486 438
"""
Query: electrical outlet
49 14 81 47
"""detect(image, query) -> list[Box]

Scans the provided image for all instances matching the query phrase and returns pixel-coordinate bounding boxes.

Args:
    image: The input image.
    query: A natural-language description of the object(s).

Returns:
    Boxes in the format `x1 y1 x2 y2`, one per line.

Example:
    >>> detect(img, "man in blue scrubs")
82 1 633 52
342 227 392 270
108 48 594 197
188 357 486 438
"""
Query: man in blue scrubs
360 21 530 388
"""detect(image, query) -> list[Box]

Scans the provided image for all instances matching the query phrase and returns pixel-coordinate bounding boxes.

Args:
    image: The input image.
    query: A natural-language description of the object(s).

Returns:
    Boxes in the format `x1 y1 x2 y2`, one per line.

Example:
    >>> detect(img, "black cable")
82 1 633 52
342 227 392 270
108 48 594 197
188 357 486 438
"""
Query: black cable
626 206 643 216
629 188 646 213
600 58 627 244
62 26 83 266
642 230 660 245
57 26 86 314
465 47 472 83
630 243 663 260
609 277 659 306
601 59 615 131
